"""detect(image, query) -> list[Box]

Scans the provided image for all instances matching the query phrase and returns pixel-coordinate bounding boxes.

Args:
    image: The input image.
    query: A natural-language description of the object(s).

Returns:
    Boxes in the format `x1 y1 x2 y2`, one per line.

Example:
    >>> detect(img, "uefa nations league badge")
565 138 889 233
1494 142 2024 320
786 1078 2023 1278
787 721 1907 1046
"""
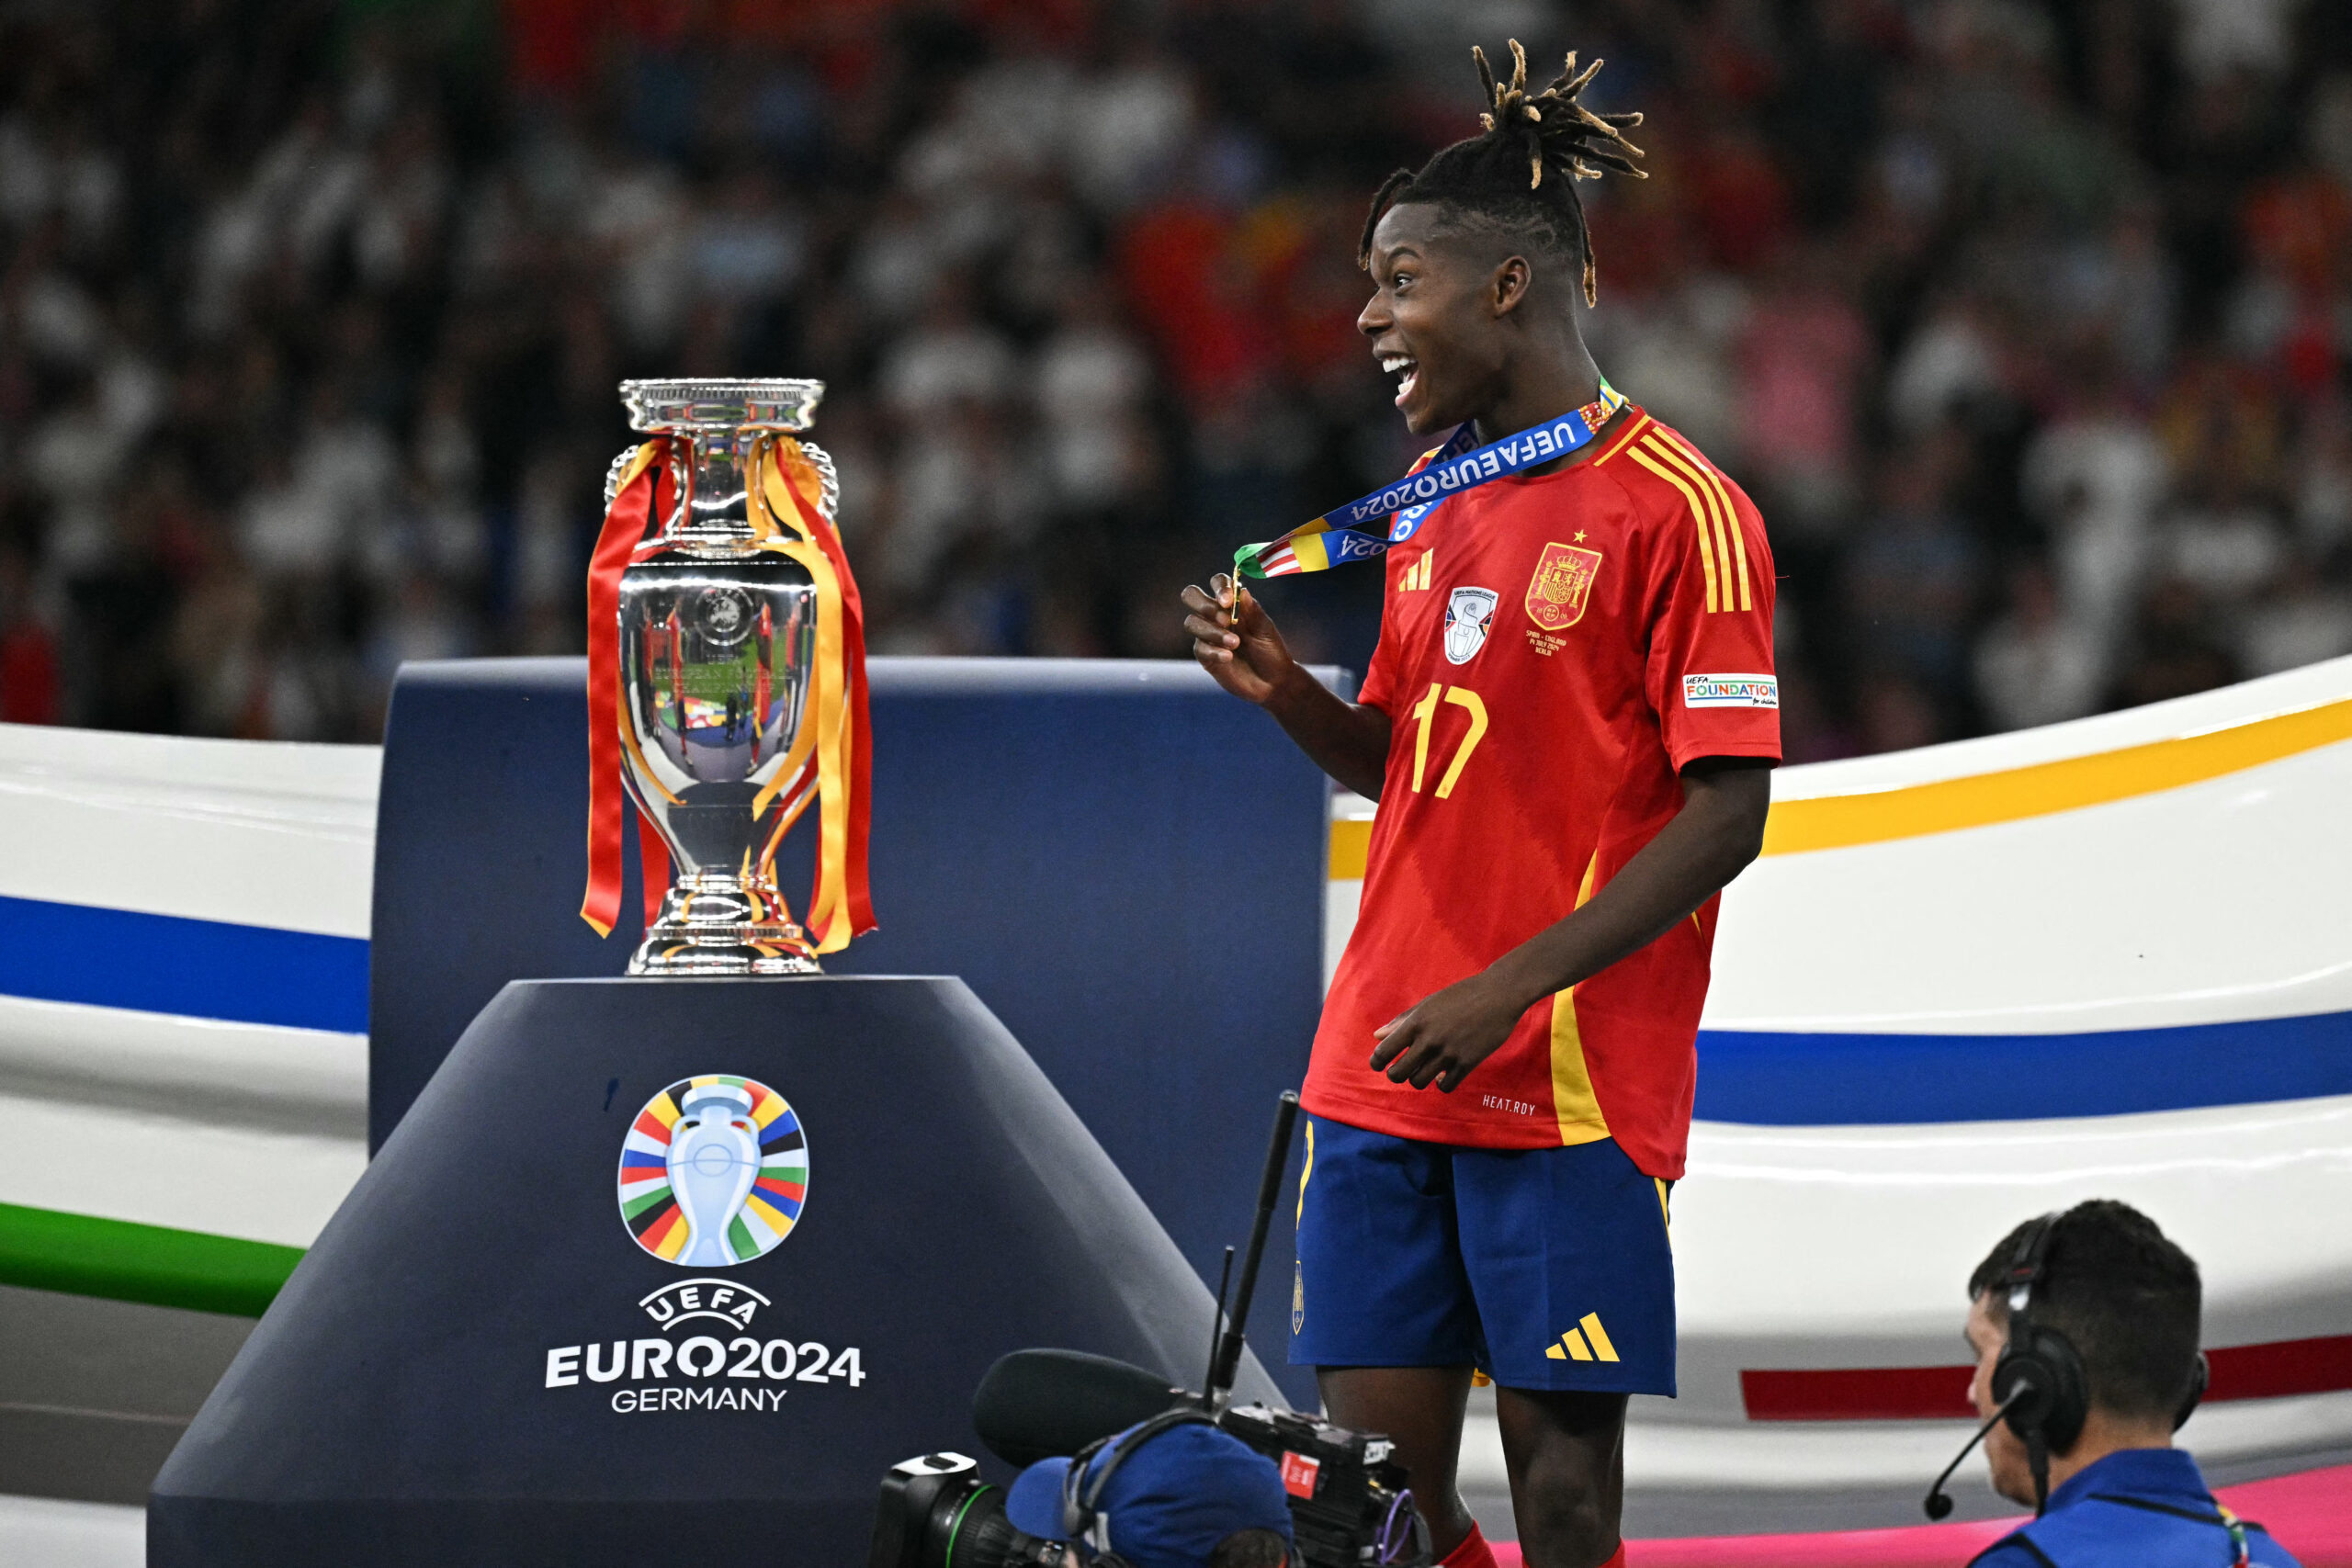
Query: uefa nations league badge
618 1076 808 1266
1444 586 1499 663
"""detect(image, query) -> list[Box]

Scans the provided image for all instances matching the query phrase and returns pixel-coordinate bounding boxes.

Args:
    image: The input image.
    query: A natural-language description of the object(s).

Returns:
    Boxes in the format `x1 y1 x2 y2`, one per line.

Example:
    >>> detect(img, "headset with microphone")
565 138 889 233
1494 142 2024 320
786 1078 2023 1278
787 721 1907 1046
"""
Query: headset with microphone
1923 1211 2209 1520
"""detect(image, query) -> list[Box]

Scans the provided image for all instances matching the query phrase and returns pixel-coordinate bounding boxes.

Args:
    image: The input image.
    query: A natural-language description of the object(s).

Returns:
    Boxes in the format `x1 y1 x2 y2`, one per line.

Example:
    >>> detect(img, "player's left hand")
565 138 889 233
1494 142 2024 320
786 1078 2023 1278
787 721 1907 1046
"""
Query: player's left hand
1370 972 1530 1091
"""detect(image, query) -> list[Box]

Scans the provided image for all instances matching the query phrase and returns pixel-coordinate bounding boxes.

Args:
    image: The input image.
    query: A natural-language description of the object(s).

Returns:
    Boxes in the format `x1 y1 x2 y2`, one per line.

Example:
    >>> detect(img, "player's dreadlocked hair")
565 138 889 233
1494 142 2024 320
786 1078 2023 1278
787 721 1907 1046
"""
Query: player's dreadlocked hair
1358 40 1646 308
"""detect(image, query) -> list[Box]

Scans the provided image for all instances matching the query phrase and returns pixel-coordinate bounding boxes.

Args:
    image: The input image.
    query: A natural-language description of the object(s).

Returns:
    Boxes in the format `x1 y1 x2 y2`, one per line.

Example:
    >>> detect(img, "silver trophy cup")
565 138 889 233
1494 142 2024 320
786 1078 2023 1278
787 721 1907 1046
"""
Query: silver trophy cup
609 378 842 976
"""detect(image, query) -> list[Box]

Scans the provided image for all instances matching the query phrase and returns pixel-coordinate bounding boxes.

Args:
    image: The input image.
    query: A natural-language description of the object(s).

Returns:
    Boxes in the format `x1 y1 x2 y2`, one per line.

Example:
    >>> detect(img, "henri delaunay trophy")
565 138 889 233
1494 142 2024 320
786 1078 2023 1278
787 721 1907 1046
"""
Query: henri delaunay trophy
586 377 874 976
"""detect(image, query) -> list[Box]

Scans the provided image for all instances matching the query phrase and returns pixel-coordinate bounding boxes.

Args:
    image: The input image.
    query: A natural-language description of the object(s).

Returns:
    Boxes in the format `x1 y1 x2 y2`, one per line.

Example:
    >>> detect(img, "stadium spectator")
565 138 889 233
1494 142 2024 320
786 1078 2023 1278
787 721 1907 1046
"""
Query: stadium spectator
0 1 2345 742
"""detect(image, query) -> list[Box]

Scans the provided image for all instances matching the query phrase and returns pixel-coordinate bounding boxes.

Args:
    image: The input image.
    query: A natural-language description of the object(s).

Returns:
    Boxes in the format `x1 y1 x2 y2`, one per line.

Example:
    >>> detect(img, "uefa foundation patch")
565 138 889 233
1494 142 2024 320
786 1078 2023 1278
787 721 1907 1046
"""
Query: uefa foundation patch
1682 673 1778 709
618 1075 808 1266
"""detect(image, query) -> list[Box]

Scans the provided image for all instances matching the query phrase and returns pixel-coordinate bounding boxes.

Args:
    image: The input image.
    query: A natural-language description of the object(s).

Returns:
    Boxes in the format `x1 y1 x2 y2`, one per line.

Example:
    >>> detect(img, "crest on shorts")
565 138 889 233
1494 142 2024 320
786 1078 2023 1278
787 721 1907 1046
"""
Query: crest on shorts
1527 542 1603 632
1443 586 1498 664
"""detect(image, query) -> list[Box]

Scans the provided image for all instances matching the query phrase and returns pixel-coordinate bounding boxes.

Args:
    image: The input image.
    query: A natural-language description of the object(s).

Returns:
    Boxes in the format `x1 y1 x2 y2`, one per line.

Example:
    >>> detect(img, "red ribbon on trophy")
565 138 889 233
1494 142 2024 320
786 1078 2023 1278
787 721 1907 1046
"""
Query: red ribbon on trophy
579 435 873 953
581 439 668 941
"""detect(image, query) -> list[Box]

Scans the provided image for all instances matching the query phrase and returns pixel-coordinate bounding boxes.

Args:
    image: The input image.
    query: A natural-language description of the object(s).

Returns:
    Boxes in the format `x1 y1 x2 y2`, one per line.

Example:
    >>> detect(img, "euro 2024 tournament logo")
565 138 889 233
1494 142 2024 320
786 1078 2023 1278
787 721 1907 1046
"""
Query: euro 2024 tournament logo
545 1075 864 1412
618 1076 807 1266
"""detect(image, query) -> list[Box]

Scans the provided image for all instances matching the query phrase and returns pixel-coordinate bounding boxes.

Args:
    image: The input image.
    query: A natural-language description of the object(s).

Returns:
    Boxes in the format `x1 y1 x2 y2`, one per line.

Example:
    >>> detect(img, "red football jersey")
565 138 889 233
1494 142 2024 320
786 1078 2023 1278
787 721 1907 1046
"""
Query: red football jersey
1302 409 1780 1179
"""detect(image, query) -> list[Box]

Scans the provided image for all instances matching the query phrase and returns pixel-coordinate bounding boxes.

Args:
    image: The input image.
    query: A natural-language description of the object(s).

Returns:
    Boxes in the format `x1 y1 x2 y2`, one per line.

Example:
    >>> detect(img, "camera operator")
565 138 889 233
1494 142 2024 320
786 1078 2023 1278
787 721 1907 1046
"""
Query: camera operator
1954 1200 2300 1567
1003 1415 1297 1568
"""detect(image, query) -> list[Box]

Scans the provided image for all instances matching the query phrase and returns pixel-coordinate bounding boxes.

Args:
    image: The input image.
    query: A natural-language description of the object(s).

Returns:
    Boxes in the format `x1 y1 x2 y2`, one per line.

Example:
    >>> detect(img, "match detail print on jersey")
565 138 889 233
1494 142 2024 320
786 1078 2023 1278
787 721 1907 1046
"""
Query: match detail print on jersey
1623 427 1751 613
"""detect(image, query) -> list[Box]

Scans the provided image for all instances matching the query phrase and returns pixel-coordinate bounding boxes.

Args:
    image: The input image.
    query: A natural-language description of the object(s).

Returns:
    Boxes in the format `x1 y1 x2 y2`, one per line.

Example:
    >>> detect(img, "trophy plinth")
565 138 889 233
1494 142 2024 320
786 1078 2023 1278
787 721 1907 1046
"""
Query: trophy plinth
606 377 849 976
153 977 1283 1568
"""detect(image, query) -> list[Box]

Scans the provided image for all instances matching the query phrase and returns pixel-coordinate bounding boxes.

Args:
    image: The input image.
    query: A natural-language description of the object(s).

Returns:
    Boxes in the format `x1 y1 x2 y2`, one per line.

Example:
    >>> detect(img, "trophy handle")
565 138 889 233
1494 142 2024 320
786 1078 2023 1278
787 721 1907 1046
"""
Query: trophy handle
797 440 840 524
602 446 639 510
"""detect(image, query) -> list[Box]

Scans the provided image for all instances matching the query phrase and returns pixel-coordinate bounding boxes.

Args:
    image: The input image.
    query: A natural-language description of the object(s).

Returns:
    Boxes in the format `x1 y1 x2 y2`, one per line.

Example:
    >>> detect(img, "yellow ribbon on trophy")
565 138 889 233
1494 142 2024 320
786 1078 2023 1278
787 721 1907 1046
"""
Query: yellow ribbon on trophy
745 434 873 953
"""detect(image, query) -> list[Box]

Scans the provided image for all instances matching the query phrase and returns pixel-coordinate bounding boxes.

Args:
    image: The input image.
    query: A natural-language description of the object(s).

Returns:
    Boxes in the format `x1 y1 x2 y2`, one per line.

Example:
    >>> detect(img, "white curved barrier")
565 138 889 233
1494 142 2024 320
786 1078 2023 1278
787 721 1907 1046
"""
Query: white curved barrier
0 728 375 1250
2 657 2347 1531
1715 656 2352 1036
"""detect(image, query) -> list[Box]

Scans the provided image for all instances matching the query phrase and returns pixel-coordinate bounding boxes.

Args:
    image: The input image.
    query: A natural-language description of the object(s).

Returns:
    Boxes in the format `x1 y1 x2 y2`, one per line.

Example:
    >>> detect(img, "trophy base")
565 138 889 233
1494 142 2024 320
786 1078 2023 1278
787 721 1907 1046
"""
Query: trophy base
625 880 822 976
627 927 821 976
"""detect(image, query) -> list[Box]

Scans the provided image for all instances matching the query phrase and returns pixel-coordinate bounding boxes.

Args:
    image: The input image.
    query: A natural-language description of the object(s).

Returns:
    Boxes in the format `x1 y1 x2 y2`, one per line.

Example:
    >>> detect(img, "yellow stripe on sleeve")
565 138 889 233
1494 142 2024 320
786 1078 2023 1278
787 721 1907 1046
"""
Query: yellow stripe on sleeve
1639 434 1737 612
1649 429 1751 612
1625 443 1720 612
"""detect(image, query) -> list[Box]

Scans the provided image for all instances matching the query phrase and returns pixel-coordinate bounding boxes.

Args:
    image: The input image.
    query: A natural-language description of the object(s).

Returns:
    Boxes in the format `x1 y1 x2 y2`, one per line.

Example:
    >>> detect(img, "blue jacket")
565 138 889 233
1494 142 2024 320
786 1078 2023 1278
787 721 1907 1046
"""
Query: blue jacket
1969 1449 2301 1568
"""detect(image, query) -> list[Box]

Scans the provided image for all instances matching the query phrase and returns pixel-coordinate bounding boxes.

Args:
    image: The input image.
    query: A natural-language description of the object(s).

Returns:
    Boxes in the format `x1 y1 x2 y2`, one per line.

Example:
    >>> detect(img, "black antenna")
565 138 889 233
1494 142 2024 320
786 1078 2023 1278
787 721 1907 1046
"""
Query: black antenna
1201 1247 1235 1410
1208 1090 1301 1405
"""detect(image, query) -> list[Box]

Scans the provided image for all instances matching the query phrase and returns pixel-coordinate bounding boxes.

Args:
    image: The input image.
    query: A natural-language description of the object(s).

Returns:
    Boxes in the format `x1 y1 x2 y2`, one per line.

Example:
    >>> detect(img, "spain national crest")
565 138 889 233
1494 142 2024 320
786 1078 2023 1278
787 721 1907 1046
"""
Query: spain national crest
1527 541 1603 632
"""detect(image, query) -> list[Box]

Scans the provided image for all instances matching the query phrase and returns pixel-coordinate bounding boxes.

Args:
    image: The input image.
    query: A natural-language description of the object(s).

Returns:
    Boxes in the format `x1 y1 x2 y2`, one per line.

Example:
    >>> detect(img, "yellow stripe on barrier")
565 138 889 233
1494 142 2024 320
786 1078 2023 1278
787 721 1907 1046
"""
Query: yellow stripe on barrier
1763 696 2352 855
1321 697 2352 876
1330 817 1372 880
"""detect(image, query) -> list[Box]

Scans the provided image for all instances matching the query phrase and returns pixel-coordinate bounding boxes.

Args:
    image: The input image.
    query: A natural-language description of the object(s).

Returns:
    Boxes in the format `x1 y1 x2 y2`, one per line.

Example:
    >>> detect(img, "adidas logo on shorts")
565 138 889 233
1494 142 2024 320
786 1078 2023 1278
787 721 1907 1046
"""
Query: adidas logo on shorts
1544 1312 1620 1362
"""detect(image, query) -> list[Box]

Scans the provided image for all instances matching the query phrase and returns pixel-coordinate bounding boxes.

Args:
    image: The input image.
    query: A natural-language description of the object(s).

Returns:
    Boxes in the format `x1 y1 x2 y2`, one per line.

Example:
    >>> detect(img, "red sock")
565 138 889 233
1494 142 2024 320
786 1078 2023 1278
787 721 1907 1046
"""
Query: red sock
1441 1525 1500 1568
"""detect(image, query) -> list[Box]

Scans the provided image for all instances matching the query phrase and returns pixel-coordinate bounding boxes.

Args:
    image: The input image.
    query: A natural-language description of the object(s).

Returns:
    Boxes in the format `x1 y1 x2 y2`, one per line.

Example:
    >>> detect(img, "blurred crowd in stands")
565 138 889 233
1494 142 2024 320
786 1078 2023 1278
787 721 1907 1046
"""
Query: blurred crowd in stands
0 0 2349 755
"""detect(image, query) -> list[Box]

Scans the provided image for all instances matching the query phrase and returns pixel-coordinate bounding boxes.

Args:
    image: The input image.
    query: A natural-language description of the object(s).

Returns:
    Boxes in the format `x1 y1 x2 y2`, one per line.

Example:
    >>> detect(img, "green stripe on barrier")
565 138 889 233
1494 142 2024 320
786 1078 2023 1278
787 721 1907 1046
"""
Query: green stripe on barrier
0 1201 304 1317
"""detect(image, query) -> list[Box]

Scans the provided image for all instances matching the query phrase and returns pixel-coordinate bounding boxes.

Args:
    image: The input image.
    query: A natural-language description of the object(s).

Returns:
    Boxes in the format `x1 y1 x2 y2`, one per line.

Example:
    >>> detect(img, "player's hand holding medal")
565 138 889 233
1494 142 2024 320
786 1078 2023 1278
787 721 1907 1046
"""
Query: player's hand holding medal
1179 574 1302 709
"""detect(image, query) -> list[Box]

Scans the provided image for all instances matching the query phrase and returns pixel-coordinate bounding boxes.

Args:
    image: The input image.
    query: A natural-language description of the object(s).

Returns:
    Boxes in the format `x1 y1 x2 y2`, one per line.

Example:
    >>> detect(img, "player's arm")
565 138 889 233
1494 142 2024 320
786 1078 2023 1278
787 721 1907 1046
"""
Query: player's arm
1369 757 1770 1090
1182 572 1391 800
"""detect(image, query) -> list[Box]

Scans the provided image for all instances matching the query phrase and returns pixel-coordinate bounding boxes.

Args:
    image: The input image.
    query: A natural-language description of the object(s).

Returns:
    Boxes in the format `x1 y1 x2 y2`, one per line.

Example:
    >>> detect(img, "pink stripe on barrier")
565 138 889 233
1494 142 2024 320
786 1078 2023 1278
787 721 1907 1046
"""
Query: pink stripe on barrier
1479 1461 2352 1568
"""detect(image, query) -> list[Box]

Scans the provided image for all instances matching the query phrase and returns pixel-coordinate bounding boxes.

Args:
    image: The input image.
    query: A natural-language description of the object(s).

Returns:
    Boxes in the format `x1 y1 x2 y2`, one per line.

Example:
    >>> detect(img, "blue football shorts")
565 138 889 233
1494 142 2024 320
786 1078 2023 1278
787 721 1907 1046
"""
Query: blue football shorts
1288 1114 1676 1394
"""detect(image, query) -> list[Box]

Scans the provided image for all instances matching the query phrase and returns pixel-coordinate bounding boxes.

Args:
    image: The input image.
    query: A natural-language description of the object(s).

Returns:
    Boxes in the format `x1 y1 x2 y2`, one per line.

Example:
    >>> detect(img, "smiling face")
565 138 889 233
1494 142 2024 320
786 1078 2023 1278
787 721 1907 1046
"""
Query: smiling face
1357 202 1543 435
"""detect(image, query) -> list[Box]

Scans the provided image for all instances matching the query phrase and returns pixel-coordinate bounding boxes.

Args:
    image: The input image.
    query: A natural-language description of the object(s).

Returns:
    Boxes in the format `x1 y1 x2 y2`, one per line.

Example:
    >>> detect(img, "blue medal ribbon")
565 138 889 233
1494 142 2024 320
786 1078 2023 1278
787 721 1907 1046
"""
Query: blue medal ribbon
1234 379 1626 580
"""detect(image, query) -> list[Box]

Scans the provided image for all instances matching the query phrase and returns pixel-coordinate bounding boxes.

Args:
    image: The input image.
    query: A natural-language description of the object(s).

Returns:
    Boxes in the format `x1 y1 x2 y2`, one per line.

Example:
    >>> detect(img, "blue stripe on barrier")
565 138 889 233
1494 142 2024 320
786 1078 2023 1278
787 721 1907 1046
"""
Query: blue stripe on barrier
0 895 368 1034
1697 1010 2352 1124
0 887 2344 1122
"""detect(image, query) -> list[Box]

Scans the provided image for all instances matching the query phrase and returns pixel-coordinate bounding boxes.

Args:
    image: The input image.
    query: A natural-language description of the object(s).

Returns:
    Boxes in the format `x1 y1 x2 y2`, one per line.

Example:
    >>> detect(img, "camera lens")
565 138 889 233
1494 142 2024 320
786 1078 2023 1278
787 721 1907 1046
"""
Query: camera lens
876 1461 1061 1568
936 1487 1027 1568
